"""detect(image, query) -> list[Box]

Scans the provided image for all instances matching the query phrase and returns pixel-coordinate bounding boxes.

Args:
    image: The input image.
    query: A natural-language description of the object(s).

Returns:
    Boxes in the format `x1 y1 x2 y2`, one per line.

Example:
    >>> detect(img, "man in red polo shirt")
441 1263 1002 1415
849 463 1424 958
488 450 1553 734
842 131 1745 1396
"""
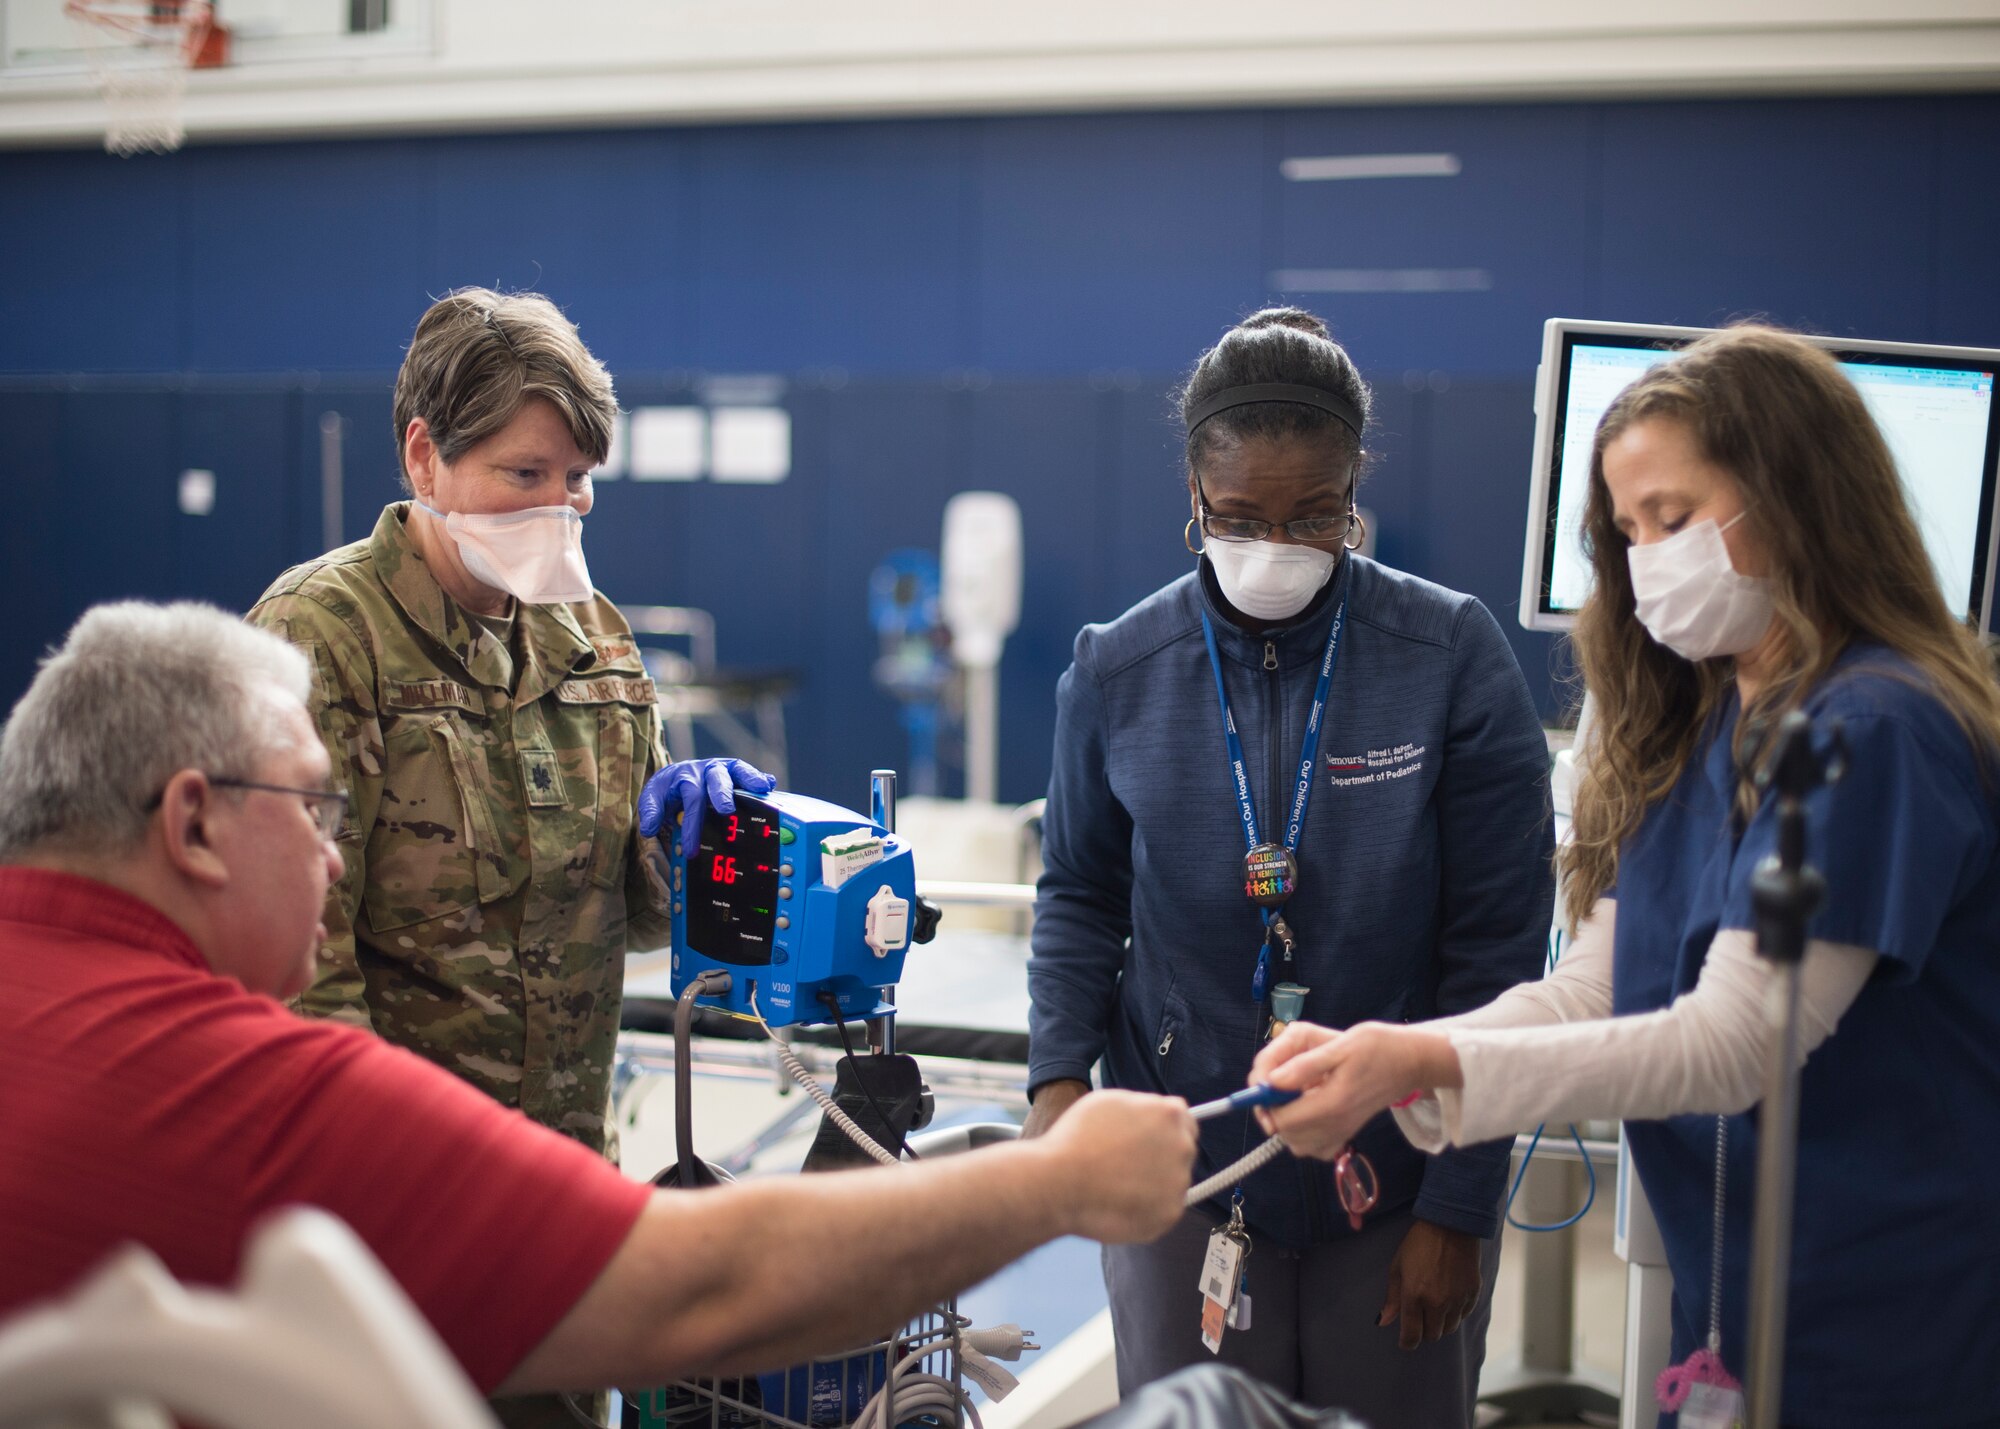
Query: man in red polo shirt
0 601 1196 1400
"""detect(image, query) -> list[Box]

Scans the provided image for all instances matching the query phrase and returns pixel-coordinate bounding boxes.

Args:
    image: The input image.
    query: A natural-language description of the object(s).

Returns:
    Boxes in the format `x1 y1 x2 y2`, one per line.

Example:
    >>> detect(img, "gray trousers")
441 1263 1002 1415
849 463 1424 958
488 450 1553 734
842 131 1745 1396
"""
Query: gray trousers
1103 1207 1502 1429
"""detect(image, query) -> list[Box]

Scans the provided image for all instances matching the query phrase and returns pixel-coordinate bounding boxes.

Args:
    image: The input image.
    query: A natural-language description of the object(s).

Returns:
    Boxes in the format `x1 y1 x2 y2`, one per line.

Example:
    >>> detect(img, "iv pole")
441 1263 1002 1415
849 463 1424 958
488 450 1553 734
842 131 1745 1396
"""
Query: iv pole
1744 710 1842 1429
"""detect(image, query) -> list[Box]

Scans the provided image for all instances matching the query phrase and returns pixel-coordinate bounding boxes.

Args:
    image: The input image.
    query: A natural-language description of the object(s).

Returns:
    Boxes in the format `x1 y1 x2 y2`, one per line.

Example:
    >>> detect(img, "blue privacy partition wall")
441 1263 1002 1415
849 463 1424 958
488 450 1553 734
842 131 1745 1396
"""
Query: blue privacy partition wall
3 94 1996 799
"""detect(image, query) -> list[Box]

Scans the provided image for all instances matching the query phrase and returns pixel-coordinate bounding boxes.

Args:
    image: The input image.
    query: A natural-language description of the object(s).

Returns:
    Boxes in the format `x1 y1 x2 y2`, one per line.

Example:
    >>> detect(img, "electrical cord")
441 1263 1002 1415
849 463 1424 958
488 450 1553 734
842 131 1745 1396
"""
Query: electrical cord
1502 925 1598 1232
820 988 921 1161
676 971 735 1187
852 1349 985 1429
1504 1122 1598 1231
856 1374 980 1429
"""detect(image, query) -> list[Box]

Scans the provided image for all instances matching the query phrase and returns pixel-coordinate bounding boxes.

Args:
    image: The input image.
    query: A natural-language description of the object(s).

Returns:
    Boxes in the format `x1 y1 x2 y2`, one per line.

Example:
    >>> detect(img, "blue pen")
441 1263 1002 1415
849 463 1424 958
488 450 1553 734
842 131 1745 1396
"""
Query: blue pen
1189 1083 1302 1123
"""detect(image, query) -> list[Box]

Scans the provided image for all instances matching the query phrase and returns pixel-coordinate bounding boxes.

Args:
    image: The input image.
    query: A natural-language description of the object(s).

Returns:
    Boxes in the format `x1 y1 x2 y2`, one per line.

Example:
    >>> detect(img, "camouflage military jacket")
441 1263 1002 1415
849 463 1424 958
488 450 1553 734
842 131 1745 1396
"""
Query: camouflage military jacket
248 503 670 1152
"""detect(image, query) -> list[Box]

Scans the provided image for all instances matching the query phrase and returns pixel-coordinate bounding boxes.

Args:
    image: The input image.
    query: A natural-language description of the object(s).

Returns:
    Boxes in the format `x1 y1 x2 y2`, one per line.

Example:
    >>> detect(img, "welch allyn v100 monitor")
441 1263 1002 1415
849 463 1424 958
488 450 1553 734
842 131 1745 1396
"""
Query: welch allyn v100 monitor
668 789 939 1029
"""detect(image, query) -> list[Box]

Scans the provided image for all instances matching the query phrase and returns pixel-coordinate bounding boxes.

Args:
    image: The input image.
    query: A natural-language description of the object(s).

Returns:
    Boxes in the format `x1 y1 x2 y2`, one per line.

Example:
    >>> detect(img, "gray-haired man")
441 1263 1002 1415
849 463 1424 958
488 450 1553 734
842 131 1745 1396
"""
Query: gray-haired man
0 601 1197 1402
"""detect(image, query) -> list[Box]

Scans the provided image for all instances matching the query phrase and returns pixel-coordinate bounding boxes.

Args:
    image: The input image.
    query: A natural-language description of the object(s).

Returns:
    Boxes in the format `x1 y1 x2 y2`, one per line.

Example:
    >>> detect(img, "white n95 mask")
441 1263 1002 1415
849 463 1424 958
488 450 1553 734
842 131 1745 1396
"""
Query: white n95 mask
1626 512 1774 661
1206 540 1339 622
418 501 593 606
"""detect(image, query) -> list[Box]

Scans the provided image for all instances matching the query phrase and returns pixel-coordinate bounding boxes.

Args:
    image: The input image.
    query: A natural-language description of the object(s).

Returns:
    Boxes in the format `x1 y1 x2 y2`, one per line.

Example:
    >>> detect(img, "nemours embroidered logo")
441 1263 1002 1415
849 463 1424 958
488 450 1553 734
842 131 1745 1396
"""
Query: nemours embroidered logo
1325 743 1426 788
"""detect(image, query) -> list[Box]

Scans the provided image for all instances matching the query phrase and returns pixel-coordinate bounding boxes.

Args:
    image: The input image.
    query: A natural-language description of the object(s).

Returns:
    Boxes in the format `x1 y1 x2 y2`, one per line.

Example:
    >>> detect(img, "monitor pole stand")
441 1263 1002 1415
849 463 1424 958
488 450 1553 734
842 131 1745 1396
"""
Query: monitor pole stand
1744 711 1841 1429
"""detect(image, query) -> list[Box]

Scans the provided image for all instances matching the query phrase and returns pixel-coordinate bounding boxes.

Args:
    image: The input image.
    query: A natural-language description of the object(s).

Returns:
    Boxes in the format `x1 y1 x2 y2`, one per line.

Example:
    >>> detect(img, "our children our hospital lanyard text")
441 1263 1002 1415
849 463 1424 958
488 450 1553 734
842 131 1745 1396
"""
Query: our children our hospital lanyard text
1198 598 1344 1006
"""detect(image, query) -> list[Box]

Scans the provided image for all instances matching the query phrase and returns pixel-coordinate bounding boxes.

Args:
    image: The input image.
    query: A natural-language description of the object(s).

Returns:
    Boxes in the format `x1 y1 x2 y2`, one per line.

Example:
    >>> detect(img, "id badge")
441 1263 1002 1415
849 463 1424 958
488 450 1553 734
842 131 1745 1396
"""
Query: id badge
1197 1227 1245 1354
1678 1383 1745 1429
1198 1226 1243 1308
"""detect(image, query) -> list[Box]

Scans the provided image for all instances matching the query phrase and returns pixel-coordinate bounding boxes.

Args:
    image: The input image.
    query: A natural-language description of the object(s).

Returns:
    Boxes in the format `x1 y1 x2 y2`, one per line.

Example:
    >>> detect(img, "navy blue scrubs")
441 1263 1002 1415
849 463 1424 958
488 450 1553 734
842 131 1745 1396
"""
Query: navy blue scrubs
1612 644 2000 1427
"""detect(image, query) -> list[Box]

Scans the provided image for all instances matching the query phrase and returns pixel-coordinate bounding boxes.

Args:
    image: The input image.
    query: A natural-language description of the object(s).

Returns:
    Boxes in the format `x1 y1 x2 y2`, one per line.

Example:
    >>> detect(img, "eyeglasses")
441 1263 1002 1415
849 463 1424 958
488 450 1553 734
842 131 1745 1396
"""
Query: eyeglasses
1334 1144 1379 1231
214 779 349 839
1200 510 1357 544
1193 474 1357 544
145 777 348 840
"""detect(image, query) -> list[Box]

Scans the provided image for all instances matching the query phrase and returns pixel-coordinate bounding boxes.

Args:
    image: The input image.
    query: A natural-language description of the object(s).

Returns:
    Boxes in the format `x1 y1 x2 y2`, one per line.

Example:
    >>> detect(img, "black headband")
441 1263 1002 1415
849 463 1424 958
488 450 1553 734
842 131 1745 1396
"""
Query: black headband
1184 382 1364 440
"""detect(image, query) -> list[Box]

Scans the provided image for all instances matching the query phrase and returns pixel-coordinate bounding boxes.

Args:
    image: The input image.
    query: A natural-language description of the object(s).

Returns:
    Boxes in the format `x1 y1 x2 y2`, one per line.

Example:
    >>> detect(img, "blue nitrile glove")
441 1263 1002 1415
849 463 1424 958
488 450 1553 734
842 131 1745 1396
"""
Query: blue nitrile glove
638 758 780 860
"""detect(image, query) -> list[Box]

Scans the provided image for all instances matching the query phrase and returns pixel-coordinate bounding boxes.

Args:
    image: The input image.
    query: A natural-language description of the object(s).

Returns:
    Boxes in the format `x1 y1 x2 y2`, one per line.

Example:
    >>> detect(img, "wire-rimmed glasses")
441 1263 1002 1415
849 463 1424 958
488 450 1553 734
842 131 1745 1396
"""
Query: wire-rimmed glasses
145 777 348 839
1197 509 1357 544
1190 472 1359 543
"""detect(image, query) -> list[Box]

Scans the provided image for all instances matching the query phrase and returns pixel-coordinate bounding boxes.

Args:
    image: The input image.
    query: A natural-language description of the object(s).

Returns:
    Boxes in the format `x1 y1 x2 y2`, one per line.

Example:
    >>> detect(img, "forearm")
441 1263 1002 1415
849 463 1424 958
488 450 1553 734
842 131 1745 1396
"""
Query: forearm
1021 1077 1089 1137
1265 930 1873 1162
1392 902 1614 1151
690 1147 1069 1371
506 1139 1079 1391
1429 934 1875 1146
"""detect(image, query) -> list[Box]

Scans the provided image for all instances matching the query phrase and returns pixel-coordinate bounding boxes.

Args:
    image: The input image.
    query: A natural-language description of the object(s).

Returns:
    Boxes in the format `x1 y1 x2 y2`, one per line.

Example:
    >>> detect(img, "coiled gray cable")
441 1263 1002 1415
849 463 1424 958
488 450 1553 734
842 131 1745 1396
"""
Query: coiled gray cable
1186 1135 1287 1208
750 992 902 1167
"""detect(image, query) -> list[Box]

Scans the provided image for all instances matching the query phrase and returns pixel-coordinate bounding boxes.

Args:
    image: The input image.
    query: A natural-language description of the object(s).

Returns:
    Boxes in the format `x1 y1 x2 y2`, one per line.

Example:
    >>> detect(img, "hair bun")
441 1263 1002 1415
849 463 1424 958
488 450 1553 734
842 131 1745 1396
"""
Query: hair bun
1177 306 1369 467
1238 307 1333 341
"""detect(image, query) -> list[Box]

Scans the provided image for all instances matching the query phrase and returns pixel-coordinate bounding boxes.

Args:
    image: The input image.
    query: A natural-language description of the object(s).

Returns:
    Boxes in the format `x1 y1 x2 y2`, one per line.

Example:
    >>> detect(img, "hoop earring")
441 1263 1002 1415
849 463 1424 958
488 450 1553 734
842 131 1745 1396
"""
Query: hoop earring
1185 517 1205 555
1344 511 1367 551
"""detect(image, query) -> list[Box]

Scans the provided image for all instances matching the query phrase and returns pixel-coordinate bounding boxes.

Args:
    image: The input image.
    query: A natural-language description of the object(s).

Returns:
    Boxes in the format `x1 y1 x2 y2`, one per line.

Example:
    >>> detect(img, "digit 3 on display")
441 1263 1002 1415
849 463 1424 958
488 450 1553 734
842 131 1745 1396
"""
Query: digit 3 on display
668 789 942 1027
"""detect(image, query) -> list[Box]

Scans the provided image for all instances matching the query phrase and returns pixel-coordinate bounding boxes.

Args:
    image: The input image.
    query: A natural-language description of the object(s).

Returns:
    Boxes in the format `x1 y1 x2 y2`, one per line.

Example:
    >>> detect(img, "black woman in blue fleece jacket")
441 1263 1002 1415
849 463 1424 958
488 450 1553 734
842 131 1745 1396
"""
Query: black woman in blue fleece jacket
1024 308 1554 1429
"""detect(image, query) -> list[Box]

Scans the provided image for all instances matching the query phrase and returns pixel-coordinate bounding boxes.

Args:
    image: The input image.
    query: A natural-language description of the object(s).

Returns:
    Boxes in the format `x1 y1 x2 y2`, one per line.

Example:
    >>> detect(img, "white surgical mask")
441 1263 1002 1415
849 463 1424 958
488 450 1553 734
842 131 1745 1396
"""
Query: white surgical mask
1205 539 1339 622
1626 511 1774 661
417 501 593 606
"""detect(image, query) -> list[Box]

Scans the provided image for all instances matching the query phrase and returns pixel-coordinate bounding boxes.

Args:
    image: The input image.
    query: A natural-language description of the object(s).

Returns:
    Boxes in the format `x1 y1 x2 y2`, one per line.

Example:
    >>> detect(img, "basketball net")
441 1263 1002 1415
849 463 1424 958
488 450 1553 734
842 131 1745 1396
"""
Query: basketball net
64 1 224 156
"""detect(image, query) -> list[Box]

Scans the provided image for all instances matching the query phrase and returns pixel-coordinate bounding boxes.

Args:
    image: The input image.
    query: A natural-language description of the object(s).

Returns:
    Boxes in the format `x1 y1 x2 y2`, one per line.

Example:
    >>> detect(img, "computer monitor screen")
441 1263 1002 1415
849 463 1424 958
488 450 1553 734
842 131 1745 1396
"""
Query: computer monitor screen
1521 320 2000 632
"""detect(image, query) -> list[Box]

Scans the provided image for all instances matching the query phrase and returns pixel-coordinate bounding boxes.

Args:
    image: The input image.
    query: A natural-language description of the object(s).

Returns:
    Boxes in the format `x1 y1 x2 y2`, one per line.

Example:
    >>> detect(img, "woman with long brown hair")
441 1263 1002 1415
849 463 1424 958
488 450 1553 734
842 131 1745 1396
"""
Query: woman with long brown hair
1241 325 2000 1426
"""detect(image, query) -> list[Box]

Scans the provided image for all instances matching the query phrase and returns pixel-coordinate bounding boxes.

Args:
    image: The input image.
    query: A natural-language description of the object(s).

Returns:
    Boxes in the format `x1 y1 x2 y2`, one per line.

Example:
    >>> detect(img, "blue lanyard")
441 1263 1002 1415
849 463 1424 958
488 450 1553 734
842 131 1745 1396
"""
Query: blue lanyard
1199 598 1345 1000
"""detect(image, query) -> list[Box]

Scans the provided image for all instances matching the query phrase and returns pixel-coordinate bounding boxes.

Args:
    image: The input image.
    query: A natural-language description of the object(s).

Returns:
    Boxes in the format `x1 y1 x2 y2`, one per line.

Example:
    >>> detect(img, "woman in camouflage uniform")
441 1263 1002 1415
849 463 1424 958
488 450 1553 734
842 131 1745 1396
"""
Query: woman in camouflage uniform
250 289 769 1428
250 291 763 1159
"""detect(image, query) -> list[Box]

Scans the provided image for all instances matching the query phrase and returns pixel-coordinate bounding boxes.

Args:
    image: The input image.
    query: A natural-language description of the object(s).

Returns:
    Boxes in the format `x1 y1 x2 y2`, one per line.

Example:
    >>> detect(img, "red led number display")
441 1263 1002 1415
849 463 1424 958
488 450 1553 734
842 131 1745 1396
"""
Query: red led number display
686 793 779 968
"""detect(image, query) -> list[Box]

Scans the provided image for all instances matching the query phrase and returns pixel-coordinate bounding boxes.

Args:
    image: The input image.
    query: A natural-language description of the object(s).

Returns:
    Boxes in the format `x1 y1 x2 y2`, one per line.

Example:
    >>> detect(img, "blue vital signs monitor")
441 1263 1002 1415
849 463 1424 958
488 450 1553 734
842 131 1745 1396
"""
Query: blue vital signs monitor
670 789 926 1028
1521 320 2000 633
